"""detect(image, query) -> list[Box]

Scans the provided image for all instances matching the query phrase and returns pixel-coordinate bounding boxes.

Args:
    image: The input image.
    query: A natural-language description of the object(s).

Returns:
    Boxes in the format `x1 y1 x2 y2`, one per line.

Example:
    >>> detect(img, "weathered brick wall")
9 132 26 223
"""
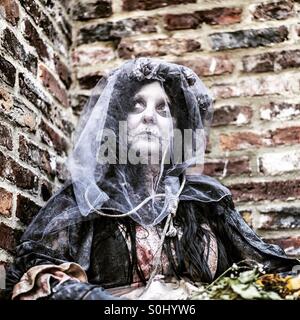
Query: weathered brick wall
72 0 300 258
0 0 74 267
0 0 299 273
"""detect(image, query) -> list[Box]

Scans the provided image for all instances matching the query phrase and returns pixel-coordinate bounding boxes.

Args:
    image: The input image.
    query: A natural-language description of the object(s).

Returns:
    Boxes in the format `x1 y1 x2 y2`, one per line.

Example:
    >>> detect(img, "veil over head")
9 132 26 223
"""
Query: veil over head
67 57 231 227
25 57 232 239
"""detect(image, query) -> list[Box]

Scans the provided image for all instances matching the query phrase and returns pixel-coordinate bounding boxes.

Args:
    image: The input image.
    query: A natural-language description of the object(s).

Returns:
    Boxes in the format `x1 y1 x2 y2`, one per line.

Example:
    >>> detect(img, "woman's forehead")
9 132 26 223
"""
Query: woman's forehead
134 81 170 103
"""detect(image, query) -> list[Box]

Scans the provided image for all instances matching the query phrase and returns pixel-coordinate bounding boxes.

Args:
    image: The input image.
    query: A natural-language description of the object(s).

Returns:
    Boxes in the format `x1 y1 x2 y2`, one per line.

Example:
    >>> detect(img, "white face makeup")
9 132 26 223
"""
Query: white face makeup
127 81 175 162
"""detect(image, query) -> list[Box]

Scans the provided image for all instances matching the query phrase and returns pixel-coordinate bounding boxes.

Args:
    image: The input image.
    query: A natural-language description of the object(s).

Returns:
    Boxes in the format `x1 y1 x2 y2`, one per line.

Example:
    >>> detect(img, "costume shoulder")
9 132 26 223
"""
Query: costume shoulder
20 181 77 241
182 174 232 203
184 175 299 272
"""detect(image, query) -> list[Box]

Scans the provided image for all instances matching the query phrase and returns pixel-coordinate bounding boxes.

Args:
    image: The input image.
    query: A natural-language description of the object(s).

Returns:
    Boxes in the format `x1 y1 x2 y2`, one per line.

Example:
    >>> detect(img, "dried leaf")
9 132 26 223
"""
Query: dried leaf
238 270 258 284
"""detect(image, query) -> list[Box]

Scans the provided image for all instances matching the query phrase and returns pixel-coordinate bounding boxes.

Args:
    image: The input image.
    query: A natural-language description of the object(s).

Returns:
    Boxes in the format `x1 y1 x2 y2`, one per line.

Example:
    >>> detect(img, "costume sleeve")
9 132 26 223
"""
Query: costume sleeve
5 183 123 300
216 195 299 272
6 237 122 300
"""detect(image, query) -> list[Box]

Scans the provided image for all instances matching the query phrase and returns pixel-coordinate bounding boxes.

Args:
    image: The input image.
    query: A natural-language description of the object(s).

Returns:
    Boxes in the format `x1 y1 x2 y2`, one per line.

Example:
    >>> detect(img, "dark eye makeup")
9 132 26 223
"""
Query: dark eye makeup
131 97 170 117
156 103 169 117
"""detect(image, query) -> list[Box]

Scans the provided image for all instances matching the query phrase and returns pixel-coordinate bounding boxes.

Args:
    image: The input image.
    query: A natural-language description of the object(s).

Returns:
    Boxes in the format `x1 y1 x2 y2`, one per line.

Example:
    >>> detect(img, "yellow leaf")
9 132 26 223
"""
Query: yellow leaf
287 276 300 291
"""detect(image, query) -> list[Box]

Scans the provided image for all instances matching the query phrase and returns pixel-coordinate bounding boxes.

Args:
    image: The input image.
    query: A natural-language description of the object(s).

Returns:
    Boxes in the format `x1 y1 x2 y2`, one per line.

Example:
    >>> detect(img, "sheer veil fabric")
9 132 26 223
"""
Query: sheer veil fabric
26 57 232 239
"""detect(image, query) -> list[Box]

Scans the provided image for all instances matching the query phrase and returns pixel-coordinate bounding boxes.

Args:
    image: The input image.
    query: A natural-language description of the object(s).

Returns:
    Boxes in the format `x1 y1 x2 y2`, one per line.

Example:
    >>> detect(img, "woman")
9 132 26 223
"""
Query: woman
6 58 298 300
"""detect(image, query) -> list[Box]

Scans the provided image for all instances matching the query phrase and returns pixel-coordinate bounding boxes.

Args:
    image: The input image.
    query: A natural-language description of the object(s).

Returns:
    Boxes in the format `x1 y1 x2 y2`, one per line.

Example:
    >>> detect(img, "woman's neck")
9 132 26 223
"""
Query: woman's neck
143 165 162 194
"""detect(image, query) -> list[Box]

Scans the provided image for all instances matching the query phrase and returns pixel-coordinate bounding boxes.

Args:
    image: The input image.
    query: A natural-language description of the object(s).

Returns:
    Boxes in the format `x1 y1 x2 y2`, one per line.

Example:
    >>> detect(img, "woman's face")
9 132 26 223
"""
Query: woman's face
127 81 175 162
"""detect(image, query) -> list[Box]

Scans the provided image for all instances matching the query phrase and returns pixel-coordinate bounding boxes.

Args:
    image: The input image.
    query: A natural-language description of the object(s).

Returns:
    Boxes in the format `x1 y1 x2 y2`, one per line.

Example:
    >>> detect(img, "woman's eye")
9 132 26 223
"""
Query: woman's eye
132 99 145 113
156 104 169 117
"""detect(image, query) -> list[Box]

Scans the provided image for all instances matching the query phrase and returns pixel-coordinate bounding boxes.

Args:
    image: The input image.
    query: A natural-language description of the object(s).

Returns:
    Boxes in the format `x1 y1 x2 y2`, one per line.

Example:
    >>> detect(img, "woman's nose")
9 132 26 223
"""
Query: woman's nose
142 114 155 124
142 106 156 124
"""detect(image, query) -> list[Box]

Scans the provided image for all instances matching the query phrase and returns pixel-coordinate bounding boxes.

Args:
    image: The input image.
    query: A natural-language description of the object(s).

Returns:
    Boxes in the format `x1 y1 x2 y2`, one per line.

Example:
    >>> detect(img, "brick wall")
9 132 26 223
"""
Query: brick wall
0 0 74 267
0 0 299 270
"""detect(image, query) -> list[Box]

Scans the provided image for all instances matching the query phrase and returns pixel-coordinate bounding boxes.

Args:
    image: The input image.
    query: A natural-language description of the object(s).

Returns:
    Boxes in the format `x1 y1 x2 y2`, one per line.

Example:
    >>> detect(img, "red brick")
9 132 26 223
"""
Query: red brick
271 126 300 145
2 28 37 75
73 0 112 20
0 0 19 26
23 19 49 60
13 98 37 132
209 26 288 51
122 0 196 11
265 236 300 257
230 179 300 202
0 123 13 151
242 49 300 73
257 206 300 230
227 157 251 176
118 37 201 59
195 7 242 25
19 74 73 137
77 17 158 45
203 161 224 177
0 151 39 192
204 157 251 177
0 55 16 87
54 55 71 89
176 56 234 77
16 194 41 225
0 223 21 253
0 87 13 112
19 73 51 117
211 74 297 99
130 17 158 34
39 64 69 107
252 0 294 21
72 45 115 67
0 187 13 217
212 105 252 127
0 87 37 132
260 102 300 121
220 126 300 151
258 150 300 176
163 13 199 31
19 0 41 25
39 120 68 156
18 135 54 178
220 132 263 151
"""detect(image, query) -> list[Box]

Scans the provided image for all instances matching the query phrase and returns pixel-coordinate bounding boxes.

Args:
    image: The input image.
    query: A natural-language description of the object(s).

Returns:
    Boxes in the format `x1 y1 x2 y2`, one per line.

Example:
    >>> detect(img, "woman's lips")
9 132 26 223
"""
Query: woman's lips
137 131 160 138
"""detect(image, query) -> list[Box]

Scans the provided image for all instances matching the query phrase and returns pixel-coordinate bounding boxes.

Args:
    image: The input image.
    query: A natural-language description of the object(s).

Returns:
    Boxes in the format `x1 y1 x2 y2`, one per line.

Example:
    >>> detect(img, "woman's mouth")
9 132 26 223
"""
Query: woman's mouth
137 131 160 138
